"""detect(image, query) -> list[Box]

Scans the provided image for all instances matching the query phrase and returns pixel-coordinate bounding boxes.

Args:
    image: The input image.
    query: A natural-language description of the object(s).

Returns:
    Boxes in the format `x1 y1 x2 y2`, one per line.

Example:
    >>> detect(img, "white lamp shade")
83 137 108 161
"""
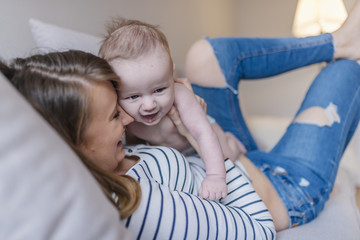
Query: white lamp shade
292 0 348 37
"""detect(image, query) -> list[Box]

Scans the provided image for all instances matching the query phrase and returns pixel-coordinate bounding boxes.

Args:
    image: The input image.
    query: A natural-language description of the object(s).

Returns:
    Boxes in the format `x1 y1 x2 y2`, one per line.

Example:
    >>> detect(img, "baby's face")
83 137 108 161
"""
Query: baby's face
112 47 175 126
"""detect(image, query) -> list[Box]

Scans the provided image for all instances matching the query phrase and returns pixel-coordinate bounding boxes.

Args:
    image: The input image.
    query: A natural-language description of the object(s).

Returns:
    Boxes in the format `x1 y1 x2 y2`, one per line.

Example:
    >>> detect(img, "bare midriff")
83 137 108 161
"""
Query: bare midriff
238 155 290 231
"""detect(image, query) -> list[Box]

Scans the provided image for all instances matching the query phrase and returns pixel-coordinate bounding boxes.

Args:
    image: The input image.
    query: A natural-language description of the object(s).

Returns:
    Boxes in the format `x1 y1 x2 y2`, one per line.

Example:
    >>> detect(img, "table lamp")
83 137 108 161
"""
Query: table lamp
292 0 348 37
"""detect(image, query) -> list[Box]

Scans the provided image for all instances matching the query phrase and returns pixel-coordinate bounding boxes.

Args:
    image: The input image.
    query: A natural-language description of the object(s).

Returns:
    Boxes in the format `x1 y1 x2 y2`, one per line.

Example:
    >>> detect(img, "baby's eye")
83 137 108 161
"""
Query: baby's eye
127 95 139 100
154 87 165 93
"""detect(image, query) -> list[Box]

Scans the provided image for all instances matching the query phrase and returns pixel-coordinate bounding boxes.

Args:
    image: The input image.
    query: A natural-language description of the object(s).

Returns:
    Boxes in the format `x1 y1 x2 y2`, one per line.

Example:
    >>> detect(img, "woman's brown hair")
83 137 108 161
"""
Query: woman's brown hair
1 50 140 218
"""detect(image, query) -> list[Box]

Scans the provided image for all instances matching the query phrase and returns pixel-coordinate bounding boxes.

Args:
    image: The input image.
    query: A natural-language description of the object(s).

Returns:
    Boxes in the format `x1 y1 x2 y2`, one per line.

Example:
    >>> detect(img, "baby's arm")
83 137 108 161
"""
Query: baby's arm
173 83 226 200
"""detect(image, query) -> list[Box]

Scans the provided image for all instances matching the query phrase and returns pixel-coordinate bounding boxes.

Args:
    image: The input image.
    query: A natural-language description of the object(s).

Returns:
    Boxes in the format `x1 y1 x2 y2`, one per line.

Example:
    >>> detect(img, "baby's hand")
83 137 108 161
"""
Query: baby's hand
199 174 227 200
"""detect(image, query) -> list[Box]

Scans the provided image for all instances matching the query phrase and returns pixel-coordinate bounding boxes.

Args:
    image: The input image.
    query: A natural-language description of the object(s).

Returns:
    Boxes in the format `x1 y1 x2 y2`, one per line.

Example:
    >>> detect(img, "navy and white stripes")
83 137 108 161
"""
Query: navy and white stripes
122 145 275 239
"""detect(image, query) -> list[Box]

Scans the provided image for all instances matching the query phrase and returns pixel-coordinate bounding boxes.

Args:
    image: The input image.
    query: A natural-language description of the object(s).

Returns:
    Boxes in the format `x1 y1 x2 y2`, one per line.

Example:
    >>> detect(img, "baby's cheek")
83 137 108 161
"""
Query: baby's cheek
120 102 135 113
162 97 175 113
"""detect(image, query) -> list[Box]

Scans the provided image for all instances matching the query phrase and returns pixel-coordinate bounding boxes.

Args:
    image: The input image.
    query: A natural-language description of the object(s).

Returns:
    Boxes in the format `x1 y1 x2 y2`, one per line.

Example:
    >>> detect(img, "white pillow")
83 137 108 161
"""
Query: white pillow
29 18 102 55
0 72 134 239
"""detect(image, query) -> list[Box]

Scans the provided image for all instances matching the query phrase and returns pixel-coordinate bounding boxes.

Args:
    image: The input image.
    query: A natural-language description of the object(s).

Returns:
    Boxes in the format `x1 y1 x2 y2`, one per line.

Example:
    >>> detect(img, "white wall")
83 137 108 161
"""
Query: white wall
0 0 237 73
0 0 356 117
234 0 356 117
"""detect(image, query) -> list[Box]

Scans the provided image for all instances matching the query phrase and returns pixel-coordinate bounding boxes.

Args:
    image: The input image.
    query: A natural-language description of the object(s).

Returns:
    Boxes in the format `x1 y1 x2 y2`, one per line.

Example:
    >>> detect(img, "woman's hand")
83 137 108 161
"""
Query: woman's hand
167 106 190 138
168 106 201 155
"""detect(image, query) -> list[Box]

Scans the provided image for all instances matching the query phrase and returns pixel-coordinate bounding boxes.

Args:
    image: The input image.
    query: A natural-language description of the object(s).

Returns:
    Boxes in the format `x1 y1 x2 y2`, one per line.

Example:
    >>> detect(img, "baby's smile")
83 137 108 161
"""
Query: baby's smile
141 112 160 124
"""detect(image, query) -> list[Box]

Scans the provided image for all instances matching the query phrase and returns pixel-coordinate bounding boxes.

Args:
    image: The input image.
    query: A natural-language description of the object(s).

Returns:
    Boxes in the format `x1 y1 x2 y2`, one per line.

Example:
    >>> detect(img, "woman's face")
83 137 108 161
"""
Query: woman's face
80 80 134 174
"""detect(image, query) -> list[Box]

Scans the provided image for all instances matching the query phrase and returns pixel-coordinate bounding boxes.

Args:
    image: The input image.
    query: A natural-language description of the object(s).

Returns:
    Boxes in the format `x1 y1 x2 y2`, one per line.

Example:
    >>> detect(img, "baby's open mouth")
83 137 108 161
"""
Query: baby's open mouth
141 112 158 124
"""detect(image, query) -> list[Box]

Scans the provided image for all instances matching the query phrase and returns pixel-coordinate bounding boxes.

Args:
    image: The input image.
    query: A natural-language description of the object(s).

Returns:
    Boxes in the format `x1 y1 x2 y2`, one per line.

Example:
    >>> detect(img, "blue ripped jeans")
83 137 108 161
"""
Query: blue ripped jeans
191 34 360 227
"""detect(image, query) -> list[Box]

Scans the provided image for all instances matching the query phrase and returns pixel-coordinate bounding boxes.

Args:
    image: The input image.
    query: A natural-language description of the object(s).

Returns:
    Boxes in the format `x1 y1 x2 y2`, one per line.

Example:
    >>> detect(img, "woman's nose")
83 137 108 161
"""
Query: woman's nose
120 108 134 126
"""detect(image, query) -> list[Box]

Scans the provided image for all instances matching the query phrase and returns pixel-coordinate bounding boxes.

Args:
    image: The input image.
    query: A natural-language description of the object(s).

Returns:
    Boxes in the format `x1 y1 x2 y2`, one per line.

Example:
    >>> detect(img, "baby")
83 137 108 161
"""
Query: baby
99 18 246 200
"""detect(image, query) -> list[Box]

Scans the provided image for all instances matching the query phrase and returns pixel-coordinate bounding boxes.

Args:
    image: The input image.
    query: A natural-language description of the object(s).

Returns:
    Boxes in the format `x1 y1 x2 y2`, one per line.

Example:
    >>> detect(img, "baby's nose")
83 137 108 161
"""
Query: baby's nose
142 97 156 111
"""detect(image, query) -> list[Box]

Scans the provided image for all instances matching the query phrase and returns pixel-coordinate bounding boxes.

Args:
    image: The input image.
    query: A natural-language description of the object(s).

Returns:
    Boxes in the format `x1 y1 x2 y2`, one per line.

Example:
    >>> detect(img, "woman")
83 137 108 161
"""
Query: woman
1 4 360 239
1 50 277 239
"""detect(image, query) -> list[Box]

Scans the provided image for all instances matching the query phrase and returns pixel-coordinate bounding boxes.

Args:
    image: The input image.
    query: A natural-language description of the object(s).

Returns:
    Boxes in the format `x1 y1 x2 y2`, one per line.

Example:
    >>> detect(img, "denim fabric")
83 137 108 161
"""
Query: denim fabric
191 35 360 227
192 34 334 151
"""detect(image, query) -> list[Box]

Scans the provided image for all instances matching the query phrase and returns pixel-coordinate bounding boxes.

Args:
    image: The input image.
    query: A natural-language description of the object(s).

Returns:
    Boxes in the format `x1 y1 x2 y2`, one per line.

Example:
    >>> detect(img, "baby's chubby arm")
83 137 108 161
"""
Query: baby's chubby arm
173 83 227 200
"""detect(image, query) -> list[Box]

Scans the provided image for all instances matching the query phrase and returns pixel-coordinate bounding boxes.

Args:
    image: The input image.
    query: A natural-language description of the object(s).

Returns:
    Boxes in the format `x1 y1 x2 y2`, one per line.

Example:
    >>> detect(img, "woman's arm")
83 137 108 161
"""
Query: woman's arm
125 161 275 239
124 146 275 239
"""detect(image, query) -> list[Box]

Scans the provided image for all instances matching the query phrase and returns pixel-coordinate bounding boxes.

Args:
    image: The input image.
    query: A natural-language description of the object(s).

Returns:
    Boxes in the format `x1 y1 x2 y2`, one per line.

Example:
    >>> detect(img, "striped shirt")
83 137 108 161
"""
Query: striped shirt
122 145 275 240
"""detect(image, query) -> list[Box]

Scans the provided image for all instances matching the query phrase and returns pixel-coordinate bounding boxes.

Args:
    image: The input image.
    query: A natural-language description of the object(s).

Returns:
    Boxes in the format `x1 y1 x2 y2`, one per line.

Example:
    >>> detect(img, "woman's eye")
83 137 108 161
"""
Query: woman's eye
113 111 120 119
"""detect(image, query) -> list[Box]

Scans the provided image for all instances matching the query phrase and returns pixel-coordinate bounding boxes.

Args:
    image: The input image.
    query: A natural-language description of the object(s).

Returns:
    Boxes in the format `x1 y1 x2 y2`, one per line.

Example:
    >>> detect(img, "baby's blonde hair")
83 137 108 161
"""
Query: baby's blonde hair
99 17 172 64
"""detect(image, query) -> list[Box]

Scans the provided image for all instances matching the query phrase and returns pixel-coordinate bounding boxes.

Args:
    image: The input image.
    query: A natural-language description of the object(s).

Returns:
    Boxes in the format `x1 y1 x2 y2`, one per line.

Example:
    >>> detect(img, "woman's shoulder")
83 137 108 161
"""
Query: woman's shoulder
124 144 184 160
124 145 198 192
